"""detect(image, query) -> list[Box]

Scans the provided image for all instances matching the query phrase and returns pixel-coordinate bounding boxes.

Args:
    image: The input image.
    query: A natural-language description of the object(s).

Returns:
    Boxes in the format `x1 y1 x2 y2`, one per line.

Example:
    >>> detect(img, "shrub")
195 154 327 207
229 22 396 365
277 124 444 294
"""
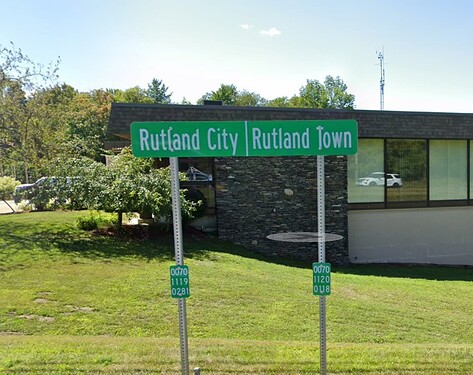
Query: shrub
0 176 20 200
76 211 117 231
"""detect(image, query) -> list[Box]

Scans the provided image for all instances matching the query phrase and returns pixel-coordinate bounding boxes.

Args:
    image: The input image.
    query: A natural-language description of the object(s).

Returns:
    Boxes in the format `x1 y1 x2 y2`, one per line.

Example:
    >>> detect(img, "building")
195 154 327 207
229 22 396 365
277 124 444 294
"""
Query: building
108 103 473 266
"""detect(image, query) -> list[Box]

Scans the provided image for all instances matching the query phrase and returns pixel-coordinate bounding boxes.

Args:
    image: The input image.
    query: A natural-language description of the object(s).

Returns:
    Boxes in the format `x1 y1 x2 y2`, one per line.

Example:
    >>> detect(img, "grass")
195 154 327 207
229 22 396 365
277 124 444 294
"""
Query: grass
1 210 472 374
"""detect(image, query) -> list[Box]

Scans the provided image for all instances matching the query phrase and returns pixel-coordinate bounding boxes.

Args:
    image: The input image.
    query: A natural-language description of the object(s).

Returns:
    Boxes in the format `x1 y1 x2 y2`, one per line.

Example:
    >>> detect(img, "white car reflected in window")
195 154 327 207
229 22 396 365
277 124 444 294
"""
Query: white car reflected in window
356 172 403 187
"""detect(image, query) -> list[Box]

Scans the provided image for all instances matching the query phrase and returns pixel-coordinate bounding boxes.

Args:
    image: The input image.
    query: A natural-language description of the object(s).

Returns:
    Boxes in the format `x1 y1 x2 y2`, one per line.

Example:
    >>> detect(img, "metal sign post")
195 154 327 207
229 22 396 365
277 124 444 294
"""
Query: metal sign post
170 157 189 375
317 155 327 375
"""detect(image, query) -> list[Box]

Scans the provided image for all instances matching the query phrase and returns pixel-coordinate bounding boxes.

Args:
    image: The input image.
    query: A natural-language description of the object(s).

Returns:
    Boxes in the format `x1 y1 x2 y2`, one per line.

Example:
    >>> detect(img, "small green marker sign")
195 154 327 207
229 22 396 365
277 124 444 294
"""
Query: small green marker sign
170 265 190 298
313 262 331 296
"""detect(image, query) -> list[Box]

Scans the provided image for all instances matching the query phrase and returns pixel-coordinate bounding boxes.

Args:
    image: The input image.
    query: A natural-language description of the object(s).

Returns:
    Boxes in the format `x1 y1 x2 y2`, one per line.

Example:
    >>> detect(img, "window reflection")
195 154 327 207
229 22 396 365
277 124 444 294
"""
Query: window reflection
348 139 384 203
386 139 427 202
430 140 467 200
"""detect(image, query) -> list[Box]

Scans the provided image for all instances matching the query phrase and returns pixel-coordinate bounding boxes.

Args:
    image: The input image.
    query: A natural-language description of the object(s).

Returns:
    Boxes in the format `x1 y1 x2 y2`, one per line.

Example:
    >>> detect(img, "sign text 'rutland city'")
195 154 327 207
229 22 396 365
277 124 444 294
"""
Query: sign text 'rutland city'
131 120 358 158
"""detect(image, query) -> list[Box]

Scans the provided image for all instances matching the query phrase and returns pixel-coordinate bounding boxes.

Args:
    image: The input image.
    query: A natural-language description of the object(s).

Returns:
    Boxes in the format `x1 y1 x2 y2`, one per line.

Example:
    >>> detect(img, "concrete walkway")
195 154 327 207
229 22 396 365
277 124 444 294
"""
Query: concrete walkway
0 200 20 214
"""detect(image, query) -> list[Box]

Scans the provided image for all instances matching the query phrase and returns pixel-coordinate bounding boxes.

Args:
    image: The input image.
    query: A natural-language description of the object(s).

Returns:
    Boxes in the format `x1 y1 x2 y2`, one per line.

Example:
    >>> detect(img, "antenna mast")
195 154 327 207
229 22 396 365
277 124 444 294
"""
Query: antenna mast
377 49 385 110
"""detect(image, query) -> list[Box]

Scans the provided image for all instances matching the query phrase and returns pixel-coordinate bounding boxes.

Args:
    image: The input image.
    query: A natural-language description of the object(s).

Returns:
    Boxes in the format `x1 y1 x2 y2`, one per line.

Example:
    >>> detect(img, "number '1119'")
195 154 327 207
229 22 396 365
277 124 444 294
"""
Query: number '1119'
171 278 189 286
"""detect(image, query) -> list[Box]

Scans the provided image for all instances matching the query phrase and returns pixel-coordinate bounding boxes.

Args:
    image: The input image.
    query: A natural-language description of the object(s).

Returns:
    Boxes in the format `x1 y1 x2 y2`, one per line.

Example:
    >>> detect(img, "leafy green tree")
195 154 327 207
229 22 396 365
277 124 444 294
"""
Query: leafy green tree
236 90 267 106
323 75 356 109
298 79 329 108
0 78 27 179
111 87 153 103
296 76 355 109
267 96 290 107
146 78 172 104
0 42 60 182
48 148 198 227
198 84 239 105
0 176 20 212
62 89 113 161
24 84 78 172
198 84 268 106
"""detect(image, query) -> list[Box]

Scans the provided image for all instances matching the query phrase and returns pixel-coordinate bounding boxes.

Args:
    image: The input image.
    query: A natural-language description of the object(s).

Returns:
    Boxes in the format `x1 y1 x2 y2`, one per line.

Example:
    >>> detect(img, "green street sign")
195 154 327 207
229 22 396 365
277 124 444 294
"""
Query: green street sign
313 262 331 296
170 265 190 298
131 120 357 158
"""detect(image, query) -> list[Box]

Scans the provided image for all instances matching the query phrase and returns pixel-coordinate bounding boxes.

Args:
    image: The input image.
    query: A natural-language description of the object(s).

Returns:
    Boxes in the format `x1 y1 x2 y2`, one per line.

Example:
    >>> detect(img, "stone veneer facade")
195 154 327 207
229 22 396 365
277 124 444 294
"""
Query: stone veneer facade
214 155 348 264
108 103 473 264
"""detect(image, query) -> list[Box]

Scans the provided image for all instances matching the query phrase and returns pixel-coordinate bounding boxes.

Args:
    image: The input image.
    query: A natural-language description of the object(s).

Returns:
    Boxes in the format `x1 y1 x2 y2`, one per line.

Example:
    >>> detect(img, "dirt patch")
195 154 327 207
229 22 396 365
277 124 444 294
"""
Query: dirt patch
0 331 26 336
17 314 55 322
64 305 95 313
33 298 49 304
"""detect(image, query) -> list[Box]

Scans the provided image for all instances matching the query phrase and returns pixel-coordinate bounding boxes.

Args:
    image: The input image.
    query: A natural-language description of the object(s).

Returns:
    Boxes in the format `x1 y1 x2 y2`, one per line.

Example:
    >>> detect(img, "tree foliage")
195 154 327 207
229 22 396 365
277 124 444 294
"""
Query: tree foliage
0 42 60 182
0 176 20 200
198 76 354 109
198 84 268 106
62 89 113 160
45 148 198 227
294 76 355 109
0 42 60 91
110 86 152 104
0 175 20 212
146 78 172 104
198 84 239 105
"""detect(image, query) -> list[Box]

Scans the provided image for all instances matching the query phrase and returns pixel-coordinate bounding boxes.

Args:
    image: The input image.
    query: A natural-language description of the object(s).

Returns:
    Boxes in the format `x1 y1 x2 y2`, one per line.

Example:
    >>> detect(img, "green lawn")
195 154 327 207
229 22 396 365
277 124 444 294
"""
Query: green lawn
1 211 472 374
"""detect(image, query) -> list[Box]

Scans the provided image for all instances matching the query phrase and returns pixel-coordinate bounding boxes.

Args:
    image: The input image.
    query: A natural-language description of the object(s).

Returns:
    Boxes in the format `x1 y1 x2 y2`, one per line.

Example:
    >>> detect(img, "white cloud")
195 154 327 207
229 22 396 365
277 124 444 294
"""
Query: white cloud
260 27 281 37
240 24 254 30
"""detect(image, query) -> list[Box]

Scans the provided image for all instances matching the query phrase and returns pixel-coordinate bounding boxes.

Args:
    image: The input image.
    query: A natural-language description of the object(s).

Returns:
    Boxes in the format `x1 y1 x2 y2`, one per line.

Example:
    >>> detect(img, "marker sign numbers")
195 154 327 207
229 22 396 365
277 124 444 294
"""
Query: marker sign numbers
313 262 331 296
170 265 190 298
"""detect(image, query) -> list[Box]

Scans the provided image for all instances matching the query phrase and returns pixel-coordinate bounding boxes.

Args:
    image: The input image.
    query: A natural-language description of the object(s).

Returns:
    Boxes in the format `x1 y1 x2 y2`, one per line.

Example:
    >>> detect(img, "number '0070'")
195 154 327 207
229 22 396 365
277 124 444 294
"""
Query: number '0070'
170 267 188 276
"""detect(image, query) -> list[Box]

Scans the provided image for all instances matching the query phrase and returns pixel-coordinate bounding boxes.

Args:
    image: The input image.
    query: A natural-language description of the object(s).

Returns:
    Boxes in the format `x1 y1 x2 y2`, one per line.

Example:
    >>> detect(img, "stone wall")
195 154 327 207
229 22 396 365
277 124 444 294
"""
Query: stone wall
214 155 348 264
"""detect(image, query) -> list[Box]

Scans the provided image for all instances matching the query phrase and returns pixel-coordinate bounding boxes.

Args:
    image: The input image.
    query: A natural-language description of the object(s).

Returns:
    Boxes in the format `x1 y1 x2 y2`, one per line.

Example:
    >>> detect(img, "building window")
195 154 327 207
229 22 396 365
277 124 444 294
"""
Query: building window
348 138 473 209
178 158 216 215
470 142 473 200
348 139 384 204
430 140 467 200
386 139 427 204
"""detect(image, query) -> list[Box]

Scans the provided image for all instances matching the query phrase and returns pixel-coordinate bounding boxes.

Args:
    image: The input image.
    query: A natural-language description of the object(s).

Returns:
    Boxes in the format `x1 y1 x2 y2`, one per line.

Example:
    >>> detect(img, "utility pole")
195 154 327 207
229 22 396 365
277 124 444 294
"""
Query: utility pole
377 49 385 110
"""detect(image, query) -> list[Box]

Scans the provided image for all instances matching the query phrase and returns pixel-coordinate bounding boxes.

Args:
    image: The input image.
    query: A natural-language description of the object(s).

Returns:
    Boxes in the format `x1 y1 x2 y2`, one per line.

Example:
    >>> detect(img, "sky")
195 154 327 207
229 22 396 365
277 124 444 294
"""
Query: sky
1 0 473 113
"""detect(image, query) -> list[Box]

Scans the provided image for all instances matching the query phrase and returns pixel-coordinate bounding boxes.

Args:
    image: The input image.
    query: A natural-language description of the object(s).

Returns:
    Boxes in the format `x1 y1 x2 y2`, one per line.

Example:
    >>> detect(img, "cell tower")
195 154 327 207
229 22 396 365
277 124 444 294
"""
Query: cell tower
377 49 385 110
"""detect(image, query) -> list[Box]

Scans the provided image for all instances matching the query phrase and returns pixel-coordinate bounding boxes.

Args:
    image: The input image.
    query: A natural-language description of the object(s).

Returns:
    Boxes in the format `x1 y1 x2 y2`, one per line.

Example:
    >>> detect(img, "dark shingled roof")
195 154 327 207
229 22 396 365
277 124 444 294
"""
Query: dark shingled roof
108 102 473 140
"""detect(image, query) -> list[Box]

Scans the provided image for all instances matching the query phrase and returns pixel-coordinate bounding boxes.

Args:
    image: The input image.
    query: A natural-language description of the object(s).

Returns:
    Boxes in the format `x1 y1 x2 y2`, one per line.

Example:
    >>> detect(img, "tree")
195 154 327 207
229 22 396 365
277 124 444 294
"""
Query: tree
198 84 268 106
198 84 239 105
298 79 329 108
48 148 198 227
296 76 355 109
0 176 20 212
0 42 60 182
111 87 152 104
0 42 59 91
146 78 172 104
236 90 267 106
323 75 355 109
25 84 77 169
62 89 113 161
267 96 290 107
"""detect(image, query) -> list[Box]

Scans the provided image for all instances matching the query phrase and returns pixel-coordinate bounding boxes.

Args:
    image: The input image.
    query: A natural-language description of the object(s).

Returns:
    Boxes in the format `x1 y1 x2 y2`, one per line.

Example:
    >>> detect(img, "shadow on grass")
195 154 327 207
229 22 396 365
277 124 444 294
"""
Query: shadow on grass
334 263 473 282
188 237 473 282
0 219 174 263
1 214 471 282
